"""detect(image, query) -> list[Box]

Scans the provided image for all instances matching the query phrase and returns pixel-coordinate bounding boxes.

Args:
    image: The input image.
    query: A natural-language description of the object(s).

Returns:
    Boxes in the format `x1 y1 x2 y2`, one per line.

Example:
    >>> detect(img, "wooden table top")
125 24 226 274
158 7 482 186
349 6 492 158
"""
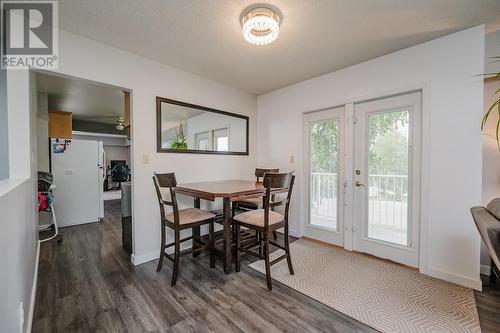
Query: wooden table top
176 179 266 201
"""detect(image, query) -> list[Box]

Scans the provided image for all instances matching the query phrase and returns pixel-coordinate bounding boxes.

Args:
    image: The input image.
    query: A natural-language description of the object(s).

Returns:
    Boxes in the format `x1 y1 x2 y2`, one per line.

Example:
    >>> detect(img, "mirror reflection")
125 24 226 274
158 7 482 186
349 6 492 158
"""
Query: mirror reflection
157 98 248 155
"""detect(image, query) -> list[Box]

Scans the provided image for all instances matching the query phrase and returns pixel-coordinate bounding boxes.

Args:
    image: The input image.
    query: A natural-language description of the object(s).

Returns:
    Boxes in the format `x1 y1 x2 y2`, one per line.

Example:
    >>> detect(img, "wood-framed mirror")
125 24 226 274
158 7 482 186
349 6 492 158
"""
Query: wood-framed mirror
156 97 249 155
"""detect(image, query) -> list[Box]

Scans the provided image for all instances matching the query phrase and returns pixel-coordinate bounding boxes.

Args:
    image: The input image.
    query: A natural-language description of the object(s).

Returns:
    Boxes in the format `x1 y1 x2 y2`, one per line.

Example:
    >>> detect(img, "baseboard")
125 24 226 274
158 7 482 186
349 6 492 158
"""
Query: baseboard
272 229 300 238
480 264 491 276
427 265 482 291
131 250 159 266
26 240 40 333
131 242 192 266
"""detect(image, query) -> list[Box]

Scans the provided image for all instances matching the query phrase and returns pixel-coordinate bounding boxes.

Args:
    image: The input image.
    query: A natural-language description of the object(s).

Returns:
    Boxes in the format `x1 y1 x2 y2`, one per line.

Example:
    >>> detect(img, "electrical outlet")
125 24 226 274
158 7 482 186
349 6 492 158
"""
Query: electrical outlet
142 154 150 164
290 155 295 164
19 302 24 332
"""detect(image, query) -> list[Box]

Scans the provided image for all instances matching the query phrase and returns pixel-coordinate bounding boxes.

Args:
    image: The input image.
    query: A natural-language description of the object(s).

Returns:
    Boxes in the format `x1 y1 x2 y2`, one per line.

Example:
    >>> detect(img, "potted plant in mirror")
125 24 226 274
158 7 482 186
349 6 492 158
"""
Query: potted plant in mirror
169 123 187 150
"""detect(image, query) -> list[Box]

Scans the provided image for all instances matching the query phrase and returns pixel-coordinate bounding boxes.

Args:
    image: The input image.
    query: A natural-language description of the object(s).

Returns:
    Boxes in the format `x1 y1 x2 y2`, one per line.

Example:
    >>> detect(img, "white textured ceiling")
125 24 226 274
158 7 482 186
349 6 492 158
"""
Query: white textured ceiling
161 103 204 131
58 0 500 95
36 72 124 124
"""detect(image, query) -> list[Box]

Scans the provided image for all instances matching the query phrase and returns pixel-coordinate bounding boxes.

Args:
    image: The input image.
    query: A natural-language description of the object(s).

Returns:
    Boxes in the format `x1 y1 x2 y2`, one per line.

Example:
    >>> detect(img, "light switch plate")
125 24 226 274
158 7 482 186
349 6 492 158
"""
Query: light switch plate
142 154 150 164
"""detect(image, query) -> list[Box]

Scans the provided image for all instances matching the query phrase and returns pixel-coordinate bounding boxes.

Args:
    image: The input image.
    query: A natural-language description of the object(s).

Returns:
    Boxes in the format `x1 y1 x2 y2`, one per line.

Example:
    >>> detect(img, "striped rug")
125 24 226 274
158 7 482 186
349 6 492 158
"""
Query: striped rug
249 238 481 333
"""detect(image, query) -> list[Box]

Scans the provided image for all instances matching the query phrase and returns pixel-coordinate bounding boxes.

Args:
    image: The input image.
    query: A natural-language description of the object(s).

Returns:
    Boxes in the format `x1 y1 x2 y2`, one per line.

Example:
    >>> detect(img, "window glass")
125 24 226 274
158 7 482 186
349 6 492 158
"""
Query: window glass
195 131 210 150
213 128 228 151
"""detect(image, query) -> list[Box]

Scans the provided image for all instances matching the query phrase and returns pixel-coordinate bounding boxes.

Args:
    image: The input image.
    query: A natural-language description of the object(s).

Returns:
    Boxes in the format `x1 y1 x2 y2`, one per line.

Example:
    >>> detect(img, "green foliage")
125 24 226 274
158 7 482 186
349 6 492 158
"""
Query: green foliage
368 112 409 175
310 112 409 176
310 121 338 173
169 123 187 150
481 59 500 149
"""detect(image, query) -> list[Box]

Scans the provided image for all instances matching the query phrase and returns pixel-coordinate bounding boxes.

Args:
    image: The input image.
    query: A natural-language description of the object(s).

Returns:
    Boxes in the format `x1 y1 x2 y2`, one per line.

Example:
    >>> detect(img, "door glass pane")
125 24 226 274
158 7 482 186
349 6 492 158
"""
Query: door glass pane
366 110 409 246
309 119 339 230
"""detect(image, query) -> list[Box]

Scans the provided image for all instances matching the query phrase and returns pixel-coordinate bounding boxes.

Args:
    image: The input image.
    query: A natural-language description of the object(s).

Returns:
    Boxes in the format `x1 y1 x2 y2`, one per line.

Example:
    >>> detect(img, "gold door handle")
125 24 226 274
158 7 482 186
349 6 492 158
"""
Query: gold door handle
355 181 365 187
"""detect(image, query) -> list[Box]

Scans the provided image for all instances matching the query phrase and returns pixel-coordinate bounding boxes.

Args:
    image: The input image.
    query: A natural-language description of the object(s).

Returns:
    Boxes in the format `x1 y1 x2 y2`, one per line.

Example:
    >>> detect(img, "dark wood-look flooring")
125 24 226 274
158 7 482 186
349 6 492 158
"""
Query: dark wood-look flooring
34 200 500 332
476 275 500 332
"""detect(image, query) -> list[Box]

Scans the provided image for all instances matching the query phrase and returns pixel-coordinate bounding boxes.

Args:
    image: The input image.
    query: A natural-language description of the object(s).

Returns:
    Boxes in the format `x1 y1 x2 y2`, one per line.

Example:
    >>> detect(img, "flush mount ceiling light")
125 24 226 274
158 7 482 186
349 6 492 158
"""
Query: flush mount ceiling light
115 117 125 131
241 6 281 46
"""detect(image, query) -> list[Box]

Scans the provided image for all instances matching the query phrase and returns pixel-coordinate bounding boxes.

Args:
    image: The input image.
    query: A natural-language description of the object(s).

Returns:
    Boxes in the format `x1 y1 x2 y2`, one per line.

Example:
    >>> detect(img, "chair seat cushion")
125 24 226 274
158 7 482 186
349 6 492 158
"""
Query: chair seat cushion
233 209 284 227
234 197 262 208
165 208 215 225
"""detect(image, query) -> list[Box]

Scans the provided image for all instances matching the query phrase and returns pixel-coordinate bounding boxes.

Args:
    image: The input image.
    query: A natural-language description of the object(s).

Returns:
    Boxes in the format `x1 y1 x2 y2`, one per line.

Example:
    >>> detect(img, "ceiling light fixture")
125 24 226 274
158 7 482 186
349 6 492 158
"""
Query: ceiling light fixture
241 6 280 46
116 117 125 131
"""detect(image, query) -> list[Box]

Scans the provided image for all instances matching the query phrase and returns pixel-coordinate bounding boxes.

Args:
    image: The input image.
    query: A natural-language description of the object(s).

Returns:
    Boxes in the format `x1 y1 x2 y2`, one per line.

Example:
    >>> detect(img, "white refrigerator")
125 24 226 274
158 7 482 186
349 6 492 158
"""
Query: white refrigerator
51 138 105 227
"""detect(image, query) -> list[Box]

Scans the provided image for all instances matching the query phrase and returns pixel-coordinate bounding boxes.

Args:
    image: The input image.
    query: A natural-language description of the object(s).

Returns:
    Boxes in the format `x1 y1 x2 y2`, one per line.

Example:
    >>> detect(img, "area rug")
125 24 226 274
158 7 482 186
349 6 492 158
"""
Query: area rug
248 238 481 333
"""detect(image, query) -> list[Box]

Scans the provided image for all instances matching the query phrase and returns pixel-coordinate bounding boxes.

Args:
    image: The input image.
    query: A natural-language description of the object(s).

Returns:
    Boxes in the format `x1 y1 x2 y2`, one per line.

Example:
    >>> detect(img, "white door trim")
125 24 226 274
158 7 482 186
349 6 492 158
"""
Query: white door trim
299 85 429 273
343 103 355 251
352 91 422 267
302 106 345 246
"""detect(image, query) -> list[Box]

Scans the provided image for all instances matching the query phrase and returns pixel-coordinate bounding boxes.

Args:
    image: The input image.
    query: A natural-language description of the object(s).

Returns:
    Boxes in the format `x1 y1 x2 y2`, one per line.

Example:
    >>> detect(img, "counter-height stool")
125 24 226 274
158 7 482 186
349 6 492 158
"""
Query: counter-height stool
233 168 279 212
232 168 279 243
153 172 215 286
233 172 295 291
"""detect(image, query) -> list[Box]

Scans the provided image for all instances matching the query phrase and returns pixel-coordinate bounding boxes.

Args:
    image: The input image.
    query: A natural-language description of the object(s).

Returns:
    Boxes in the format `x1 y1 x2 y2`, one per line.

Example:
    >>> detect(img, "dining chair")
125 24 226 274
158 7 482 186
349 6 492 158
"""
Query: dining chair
233 172 295 291
232 168 280 242
233 168 279 211
153 172 216 286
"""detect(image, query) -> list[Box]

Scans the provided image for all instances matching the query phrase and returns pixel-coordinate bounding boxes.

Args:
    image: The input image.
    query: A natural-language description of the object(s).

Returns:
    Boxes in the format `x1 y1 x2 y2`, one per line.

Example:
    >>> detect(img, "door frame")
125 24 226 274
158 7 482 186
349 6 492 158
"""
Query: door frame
34 69 136 258
300 88 427 270
352 91 422 267
302 106 345 246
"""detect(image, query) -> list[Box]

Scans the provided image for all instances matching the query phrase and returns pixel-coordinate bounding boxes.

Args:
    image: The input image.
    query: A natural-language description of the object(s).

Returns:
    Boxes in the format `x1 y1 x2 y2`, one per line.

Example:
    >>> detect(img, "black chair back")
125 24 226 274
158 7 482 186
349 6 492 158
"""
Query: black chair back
255 168 279 182
262 172 295 228
152 172 180 226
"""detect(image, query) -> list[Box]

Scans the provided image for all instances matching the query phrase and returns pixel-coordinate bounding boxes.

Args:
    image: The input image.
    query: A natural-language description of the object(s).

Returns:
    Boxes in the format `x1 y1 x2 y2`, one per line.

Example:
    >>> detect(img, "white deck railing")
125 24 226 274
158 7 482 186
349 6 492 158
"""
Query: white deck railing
310 173 408 232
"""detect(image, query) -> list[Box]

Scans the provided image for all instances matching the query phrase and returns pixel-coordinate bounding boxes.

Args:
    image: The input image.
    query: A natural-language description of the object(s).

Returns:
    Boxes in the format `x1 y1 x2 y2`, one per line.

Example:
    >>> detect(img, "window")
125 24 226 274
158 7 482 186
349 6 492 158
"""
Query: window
213 128 228 151
195 131 210 150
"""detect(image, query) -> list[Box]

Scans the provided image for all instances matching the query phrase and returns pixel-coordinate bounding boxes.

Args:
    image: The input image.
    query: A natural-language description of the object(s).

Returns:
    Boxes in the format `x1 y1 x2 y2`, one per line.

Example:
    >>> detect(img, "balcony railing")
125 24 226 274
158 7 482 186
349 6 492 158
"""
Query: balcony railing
310 172 408 233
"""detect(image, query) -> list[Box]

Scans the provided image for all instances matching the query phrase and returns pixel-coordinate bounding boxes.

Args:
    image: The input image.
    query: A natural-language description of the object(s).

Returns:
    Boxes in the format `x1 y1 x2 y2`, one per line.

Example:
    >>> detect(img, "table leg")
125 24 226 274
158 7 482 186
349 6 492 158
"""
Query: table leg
223 197 232 274
193 198 201 258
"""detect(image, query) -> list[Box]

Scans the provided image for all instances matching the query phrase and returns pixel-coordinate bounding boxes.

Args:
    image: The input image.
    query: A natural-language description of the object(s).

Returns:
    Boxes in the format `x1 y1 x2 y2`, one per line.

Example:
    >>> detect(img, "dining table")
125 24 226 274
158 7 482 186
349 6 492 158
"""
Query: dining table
175 179 272 274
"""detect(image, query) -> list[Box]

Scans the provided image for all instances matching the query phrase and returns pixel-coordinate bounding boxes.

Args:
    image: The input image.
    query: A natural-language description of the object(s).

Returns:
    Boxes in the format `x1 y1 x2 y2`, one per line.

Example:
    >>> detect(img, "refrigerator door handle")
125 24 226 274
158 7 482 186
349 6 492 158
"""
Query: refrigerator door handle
101 150 106 180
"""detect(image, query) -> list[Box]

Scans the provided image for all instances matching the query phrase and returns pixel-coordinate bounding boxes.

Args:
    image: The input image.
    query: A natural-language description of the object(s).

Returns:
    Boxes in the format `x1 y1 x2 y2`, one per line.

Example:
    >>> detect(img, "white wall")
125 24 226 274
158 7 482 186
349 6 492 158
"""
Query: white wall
50 30 257 263
36 93 49 172
0 179 39 333
257 26 485 289
0 70 39 332
7 71 31 179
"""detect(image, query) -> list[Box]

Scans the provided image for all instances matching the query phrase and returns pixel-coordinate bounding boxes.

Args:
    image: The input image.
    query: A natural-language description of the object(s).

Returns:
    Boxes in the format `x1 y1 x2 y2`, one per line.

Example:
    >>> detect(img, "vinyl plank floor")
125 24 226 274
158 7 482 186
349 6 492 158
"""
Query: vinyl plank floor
34 200 500 332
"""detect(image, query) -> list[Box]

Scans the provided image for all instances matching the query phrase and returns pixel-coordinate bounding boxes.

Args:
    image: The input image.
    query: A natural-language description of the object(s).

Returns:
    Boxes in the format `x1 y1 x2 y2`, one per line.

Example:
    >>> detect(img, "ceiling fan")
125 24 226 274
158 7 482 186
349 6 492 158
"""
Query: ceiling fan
115 117 125 130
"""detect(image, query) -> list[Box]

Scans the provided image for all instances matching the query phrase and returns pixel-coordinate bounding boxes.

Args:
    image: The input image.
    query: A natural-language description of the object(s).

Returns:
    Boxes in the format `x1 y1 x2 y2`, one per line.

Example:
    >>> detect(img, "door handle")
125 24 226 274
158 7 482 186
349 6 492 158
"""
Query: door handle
355 181 365 187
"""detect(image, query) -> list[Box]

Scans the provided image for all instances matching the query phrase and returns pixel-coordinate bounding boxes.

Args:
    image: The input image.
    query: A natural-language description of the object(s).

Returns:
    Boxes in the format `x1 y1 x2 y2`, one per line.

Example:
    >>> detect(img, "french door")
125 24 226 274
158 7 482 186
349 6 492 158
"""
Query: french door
303 107 345 246
353 92 421 267
303 92 421 267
